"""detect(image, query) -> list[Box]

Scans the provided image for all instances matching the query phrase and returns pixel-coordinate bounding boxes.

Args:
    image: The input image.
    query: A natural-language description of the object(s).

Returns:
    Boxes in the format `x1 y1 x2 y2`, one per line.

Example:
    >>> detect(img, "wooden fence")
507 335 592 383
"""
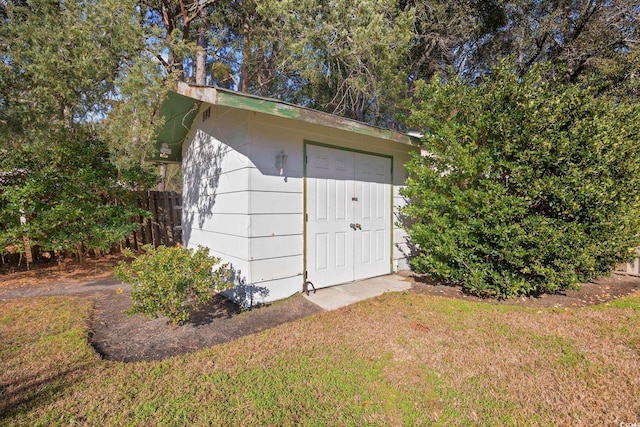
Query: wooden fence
124 191 182 250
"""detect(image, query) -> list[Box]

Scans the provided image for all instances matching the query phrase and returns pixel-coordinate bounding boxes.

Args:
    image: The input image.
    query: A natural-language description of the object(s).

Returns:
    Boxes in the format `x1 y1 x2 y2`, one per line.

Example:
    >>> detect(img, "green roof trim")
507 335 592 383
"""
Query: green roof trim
215 90 301 120
152 82 416 162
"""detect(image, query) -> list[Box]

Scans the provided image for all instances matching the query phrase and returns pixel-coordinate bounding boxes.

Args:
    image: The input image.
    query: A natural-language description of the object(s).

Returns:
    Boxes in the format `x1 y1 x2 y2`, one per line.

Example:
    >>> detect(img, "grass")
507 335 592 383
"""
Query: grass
1 292 639 426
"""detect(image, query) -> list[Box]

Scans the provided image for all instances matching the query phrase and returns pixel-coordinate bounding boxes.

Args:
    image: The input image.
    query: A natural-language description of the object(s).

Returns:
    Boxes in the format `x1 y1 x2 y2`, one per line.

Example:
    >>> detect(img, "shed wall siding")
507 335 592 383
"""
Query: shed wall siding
182 103 417 305
245 116 305 302
244 112 417 303
182 107 254 290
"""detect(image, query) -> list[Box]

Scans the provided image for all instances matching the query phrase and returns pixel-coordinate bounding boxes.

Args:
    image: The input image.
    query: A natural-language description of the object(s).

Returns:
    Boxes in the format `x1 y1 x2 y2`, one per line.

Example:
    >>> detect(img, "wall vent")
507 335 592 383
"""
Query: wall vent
202 106 211 122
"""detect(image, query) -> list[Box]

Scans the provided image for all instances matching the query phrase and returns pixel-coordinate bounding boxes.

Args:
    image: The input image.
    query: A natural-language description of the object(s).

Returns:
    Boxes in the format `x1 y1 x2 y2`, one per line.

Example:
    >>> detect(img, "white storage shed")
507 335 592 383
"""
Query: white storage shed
154 83 419 305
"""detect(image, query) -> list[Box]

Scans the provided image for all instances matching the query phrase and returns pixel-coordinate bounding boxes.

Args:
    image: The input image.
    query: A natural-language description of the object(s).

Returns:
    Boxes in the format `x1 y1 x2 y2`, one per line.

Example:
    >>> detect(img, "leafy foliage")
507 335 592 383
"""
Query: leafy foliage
0 135 155 256
255 0 415 124
114 245 232 324
149 0 638 126
401 62 640 298
0 0 159 260
0 0 145 143
487 0 638 83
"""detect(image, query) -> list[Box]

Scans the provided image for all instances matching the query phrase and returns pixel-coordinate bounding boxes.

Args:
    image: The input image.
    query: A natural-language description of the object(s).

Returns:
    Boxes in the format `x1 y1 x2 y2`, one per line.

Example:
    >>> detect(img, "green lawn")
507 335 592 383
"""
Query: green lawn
1 291 639 426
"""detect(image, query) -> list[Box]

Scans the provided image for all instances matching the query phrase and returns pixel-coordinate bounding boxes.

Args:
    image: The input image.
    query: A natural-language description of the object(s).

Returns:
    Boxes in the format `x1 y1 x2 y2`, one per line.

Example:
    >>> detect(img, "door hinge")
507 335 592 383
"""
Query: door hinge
305 213 308 222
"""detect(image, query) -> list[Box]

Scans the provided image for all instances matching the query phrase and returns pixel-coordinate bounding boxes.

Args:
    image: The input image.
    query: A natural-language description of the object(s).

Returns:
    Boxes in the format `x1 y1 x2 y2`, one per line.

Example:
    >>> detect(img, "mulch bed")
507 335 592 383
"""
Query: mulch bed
89 290 322 363
404 271 640 308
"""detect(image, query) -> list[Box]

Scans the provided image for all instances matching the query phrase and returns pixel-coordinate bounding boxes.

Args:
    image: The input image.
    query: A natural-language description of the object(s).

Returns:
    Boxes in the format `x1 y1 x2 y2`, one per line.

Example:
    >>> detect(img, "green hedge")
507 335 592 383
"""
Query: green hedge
401 62 640 298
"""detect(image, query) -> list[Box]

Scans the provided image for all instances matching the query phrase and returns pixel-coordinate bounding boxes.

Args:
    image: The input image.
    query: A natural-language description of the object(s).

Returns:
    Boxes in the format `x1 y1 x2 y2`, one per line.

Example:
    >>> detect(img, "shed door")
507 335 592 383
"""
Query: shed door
306 144 391 289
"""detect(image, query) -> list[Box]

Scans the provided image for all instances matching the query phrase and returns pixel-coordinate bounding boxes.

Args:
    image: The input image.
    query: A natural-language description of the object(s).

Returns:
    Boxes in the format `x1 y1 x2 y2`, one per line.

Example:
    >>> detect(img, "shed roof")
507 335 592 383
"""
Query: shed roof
151 82 416 163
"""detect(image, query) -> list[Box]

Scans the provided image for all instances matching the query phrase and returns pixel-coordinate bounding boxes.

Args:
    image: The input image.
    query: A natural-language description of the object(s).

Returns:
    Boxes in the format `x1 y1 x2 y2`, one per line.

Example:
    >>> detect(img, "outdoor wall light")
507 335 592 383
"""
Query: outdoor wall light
159 143 172 158
275 150 288 175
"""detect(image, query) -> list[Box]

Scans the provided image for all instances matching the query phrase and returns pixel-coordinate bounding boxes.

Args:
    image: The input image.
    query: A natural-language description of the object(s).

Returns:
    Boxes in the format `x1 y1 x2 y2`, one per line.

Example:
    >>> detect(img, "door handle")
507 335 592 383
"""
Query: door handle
350 223 356 230
350 223 362 230
355 223 361 230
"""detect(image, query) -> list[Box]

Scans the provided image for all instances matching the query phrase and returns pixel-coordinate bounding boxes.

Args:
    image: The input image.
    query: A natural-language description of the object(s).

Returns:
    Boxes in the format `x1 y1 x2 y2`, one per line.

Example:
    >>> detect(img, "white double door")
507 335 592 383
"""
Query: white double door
306 144 392 289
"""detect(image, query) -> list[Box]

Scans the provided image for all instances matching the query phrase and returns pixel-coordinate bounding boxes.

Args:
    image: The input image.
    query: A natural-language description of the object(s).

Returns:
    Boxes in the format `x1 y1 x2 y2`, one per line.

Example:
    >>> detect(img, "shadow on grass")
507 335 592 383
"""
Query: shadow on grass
0 364 90 422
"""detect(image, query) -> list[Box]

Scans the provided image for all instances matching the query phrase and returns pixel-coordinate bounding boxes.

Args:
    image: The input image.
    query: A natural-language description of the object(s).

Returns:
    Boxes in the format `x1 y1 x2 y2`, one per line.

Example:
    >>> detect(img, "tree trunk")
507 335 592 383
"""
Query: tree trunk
19 212 31 270
158 164 167 191
239 20 250 92
195 8 208 85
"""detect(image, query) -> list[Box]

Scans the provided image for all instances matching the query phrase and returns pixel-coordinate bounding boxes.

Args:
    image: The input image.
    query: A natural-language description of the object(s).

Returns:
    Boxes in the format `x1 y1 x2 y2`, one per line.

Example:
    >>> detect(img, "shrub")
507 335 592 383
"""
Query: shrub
0 137 156 262
114 245 231 324
401 61 640 298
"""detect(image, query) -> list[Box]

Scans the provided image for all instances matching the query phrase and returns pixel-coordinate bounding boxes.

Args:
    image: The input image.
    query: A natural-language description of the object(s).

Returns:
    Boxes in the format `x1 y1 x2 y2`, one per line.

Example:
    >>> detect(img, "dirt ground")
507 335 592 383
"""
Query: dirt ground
2 258 640 362
402 271 640 308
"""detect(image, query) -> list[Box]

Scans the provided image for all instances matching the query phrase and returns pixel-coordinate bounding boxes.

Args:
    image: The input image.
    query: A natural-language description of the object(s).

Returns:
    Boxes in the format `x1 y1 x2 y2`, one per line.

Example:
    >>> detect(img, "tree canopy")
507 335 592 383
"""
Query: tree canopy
0 0 157 260
1 0 638 264
135 0 638 125
2 0 637 131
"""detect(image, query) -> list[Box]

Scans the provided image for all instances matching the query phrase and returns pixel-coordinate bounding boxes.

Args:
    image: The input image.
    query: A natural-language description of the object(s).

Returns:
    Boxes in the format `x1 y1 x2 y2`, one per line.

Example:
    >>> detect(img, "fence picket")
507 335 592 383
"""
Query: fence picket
124 191 182 251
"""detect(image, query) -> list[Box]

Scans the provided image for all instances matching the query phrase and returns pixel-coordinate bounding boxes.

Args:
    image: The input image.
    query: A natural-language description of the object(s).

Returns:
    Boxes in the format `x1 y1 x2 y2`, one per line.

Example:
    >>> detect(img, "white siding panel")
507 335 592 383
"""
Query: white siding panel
203 250 250 279
202 105 249 148
187 229 248 261
207 166 249 194
250 235 303 260
218 147 254 171
185 191 248 215
393 244 411 261
184 134 246 160
247 275 302 304
182 107 252 273
393 183 410 264
393 228 412 260
183 167 250 198
250 213 303 237
182 125 249 166
248 143 304 177
250 255 303 283
182 192 228 216
249 120 304 165
183 212 250 237
394 196 407 209
208 252 253 291
185 232 253 287
222 274 301 306
183 145 251 178
247 167 303 193
395 257 411 271
187 126 249 153
244 116 306 292
249 191 302 214
252 113 406 157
